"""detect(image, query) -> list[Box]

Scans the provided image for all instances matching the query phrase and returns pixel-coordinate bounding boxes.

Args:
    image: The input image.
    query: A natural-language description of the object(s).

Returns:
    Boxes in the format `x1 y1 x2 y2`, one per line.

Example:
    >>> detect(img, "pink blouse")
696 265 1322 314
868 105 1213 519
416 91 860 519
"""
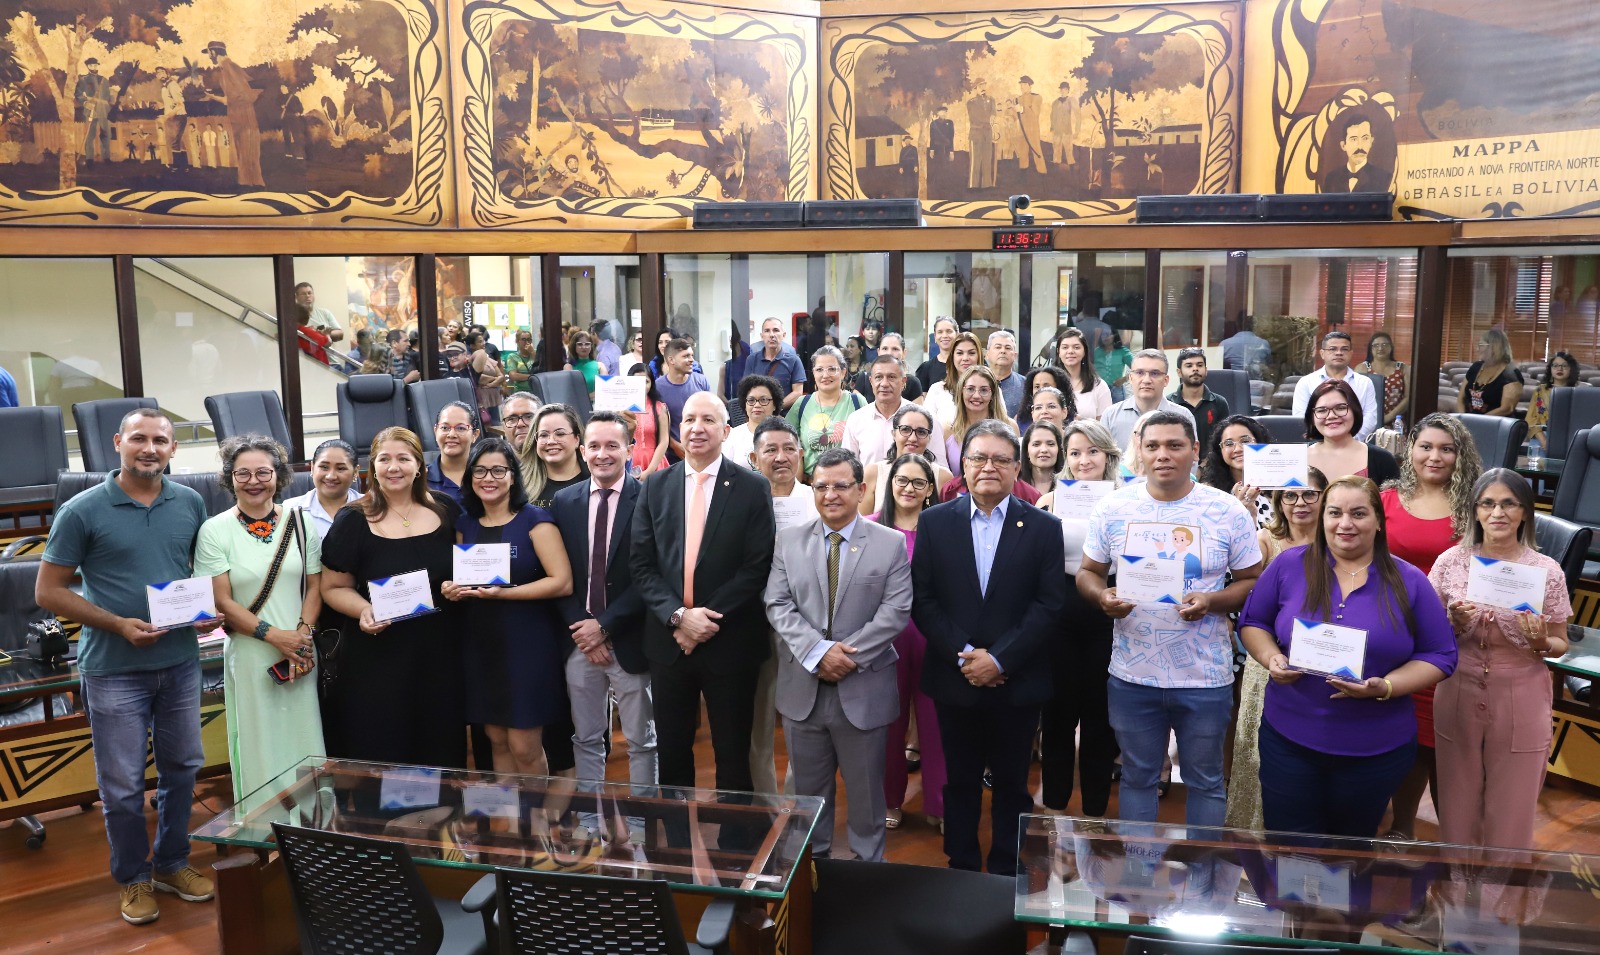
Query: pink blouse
1428 544 1572 649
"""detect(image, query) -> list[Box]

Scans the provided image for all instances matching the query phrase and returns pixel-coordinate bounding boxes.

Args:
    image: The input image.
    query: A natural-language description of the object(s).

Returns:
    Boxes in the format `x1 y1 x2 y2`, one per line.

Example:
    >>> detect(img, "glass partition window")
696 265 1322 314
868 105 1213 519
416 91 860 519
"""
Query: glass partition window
134 256 278 472
560 254 639 377
1445 245 1600 377
0 257 123 460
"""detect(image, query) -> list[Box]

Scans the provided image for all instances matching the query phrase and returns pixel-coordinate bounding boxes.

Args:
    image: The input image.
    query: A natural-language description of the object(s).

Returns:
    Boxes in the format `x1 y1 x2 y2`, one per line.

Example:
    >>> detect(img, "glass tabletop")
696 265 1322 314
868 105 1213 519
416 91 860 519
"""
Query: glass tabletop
1549 625 1600 683
1514 456 1565 479
0 636 224 701
1017 815 1600 954
193 758 823 900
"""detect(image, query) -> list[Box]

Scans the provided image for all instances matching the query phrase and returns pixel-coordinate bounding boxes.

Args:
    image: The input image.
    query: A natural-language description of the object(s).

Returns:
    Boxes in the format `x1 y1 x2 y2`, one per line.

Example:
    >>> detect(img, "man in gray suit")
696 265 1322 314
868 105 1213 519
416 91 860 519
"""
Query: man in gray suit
765 448 912 861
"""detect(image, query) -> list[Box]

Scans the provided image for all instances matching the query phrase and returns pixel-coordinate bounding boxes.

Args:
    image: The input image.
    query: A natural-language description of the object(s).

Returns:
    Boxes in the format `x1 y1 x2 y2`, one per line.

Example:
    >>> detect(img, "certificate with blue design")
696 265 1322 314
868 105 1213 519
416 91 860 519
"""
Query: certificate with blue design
146 576 220 630
369 569 438 623
1243 443 1309 490
1051 479 1114 521
1114 554 1184 605
453 543 512 586
1288 618 1367 681
1464 556 1546 613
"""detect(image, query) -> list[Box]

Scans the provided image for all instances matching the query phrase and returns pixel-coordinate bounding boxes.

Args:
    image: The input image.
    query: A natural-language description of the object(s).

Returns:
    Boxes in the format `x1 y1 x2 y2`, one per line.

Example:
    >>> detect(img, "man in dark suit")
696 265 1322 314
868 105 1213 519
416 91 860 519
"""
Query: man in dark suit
929 105 955 163
551 411 656 791
631 392 776 795
1320 118 1391 193
912 419 1066 875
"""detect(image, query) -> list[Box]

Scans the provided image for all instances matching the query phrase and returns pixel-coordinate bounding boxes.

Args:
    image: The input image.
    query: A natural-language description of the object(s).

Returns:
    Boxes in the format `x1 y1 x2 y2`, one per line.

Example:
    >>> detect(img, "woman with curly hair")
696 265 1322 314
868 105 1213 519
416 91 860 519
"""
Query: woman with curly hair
1379 411 1483 840
1199 413 1275 526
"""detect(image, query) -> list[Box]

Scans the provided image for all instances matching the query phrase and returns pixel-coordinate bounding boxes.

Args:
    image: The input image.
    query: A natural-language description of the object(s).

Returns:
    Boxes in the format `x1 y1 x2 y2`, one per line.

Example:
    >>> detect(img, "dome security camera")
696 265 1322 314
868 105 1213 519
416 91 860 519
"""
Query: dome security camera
1008 194 1033 226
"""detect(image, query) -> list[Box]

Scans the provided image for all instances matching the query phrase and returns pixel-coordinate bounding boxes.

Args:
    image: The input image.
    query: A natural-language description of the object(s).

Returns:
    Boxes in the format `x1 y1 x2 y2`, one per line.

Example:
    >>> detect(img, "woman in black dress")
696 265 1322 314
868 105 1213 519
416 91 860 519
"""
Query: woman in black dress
320 427 467 768
1458 327 1524 417
442 438 573 777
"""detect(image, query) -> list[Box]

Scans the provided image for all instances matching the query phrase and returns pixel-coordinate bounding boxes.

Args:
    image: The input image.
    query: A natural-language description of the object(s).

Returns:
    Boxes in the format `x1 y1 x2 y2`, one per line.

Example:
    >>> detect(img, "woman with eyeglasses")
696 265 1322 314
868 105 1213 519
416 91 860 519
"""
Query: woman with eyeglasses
924 331 985 427
877 452 946 831
442 436 574 779
1026 386 1076 434
1237 476 1456 838
859 403 953 517
625 331 645 371
787 345 866 479
426 401 480 507
195 435 325 802
1429 469 1570 850
1199 414 1274 526
521 403 588 509
1019 421 1065 498
943 365 1016 467
1526 350 1579 450
1379 412 1482 840
1056 328 1113 419
725 374 780 470
1034 420 1122 817
1018 367 1077 429
563 329 601 399
1305 379 1399 486
1224 466 1328 830
625 362 670 478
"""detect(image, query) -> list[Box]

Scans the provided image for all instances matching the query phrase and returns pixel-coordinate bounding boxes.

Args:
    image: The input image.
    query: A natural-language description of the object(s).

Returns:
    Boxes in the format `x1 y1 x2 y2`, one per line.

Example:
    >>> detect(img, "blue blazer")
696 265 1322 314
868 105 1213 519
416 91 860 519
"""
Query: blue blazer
911 495 1066 707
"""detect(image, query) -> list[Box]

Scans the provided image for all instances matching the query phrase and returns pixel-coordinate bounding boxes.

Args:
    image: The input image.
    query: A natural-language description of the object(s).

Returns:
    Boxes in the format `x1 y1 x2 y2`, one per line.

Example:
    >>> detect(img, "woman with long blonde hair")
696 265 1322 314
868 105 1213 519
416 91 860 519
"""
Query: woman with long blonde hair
923 331 985 426
1458 326 1523 417
942 365 1015 465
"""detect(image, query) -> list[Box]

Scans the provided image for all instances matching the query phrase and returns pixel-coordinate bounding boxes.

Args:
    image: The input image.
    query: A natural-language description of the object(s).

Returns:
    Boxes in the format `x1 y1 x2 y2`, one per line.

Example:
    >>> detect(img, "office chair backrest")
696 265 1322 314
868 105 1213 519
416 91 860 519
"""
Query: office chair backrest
338 374 409 455
1546 387 1600 466
495 867 691 955
271 823 444 955
1205 369 1252 420
1453 412 1527 471
0 406 69 492
72 397 159 472
1534 513 1592 599
531 370 593 420
1253 414 1307 444
204 391 292 450
406 378 478 453
1553 428 1600 531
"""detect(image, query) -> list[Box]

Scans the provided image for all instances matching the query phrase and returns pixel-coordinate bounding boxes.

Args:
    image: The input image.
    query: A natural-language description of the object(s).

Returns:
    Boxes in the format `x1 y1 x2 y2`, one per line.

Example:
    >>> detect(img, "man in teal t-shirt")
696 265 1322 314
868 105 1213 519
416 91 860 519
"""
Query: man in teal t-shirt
37 409 220 925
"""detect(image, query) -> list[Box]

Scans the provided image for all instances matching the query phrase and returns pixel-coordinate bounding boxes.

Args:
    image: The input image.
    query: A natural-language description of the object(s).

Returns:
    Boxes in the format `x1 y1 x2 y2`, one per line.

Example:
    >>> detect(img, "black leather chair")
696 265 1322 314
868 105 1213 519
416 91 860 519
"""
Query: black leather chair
71 397 159 472
337 374 409 459
1253 414 1307 444
1454 412 1528 470
204 391 293 451
1124 939 1335 955
271 823 492 955
1362 372 1388 425
0 557 76 849
1553 427 1600 575
489 866 731 955
1205 369 1251 419
1545 386 1600 463
531 369 593 419
0 407 69 515
406 378 478 453
1534 513 1592 599
811 858 1026 955
53 470 314 518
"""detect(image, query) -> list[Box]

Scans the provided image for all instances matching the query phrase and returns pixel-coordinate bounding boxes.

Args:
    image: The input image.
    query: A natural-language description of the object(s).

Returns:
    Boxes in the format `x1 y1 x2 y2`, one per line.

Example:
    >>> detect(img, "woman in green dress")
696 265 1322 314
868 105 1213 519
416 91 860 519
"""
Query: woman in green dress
195 435 324 804
786 344 864 479
564 329 602 398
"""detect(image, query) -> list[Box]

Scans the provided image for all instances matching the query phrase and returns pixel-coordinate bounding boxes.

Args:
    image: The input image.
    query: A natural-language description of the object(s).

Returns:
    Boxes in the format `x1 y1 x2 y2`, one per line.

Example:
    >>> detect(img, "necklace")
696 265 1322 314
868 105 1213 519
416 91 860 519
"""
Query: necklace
1336 563 1369 578
395 502 416 528
238 506 279 543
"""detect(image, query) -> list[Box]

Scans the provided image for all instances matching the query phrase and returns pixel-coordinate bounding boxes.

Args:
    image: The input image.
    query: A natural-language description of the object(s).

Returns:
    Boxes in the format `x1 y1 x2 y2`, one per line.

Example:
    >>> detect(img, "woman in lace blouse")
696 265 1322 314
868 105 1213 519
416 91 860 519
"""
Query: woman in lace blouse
1428 469 1571 850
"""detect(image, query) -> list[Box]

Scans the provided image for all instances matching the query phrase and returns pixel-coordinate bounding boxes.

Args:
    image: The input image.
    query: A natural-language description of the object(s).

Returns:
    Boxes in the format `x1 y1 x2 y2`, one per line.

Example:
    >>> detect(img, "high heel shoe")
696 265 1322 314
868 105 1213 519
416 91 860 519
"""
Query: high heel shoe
885 808 903 829
905 746 921 773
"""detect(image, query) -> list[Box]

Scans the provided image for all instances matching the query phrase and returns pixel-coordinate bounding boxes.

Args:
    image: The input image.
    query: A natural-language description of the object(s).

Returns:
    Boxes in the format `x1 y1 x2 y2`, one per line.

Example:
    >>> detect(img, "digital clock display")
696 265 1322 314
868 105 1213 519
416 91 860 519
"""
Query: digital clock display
992 228 1055 251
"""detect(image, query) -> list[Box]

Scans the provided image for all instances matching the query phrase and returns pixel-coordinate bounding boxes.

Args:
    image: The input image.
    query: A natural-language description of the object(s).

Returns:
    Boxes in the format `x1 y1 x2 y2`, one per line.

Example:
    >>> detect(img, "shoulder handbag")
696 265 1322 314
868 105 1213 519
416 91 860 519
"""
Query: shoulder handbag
247 508 303 618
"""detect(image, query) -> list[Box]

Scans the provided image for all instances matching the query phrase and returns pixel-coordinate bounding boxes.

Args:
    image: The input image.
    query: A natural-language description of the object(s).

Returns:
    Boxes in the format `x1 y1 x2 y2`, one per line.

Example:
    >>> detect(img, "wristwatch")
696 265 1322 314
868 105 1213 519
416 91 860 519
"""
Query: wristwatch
669 607 687 628
597 623 611 642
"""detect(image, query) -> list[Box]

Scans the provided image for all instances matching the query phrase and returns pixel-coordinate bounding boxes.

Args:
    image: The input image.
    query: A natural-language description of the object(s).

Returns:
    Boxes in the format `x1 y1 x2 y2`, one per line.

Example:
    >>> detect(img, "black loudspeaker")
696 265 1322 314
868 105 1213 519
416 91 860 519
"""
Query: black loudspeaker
1259 192 1393 222
1136 194 1263 223
692 201 805 230
803 199 922 228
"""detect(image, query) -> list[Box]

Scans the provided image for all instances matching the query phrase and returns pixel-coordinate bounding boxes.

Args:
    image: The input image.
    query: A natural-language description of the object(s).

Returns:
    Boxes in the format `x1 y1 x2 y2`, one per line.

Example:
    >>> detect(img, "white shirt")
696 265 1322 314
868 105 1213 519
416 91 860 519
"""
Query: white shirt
841 399 948 470
283 487 361 541
683 456 722 525
797 514 859 672
723 422 758 470
1291 366 1380 440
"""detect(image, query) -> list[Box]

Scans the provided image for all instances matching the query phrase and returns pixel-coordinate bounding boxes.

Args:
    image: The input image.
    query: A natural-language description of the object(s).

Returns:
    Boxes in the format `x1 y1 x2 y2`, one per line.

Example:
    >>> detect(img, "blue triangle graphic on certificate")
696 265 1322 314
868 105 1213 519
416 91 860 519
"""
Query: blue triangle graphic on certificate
1249 443 1269 451
487 577 509 586
371 576 393 587
1155 594 1181 605
189 612 218 622
1282 478 1306 487
1118 555 1143 567
1471 556 1498 568
150 581 176 592
1330 666 1359 681
1512 602 1539 612
410 604 431 616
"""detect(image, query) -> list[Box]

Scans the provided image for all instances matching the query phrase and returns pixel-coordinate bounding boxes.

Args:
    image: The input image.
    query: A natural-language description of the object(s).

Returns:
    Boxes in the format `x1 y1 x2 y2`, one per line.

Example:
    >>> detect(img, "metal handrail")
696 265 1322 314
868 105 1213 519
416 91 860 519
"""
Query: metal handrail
63 410 339 444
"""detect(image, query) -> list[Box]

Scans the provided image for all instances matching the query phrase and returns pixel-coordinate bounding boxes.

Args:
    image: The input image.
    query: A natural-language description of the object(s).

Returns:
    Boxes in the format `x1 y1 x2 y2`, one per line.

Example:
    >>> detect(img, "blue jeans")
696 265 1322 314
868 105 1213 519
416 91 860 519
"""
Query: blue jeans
1106 677 1232 826
82 658 204 885
1258 719 1415 839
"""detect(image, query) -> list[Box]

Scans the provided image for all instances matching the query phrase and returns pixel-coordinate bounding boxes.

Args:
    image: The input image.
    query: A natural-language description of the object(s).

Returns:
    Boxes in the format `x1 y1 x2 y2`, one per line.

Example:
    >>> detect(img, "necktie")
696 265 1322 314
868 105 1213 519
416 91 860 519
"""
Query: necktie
683 472 710 607
589 488 612 615
826 531 844 637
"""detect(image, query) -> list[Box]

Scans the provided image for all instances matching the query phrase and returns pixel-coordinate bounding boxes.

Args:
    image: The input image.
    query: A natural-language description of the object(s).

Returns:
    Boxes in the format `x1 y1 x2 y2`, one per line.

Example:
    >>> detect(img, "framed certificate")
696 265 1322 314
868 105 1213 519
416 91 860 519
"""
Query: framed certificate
1464 556 1547 613
1114 555 1184 606
593 375 648 412
1288 617 1368 681
1243 443 1310 490
146 576 221 630
369 569 438 623
453 543 512 586
1052 480 1114 521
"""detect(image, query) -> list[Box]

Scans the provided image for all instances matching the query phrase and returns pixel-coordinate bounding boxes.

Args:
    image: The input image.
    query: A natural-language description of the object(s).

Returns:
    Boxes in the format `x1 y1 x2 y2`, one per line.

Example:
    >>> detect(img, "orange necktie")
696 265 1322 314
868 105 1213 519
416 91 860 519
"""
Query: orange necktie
683 472 710 606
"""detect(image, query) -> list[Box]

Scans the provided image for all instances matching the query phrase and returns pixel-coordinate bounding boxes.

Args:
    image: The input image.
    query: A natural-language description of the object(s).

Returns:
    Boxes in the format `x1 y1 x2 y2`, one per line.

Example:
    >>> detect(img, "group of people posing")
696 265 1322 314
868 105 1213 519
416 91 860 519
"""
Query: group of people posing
39 321 1572 927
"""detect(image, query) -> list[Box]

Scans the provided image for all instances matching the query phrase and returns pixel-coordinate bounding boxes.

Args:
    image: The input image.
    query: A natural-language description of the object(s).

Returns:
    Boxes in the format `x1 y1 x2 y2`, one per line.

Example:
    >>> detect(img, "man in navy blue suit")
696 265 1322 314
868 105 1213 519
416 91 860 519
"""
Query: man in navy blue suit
912 419 1066 875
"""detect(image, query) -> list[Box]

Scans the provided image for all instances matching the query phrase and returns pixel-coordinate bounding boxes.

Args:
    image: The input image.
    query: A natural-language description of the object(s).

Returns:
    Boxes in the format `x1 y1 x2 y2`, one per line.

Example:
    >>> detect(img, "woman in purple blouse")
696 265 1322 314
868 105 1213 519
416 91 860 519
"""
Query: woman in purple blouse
1238 476 1457 838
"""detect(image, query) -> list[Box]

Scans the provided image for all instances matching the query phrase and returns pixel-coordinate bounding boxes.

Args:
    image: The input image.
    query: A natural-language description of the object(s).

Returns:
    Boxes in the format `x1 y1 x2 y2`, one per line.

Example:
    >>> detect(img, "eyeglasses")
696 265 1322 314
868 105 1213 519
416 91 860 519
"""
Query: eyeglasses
502 413 535 426
1128 369 1165 379
536 430 575 441
745 396 774 407
231 468 277 483
1312 404 1352 419
437 423 476 434
892 476 931 492
962 386 993 397
1475 499 1525 513
812 482 857 494
964 453 1016 470
895 425 932 439
1029 403 1060 414
1281 490 1321 505
471 466 513 479
1219 438 1251 450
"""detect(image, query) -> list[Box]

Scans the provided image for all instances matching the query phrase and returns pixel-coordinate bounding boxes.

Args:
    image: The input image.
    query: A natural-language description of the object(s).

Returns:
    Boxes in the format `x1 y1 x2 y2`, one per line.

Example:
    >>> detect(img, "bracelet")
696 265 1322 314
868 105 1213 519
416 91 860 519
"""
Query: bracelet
1378 678 1393 701
253 620 272 641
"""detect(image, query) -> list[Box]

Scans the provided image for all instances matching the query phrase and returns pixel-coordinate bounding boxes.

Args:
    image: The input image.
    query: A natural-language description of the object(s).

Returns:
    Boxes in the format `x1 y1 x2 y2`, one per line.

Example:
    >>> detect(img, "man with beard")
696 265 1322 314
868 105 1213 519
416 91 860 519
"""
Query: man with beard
1320 118 1391 193
1167 347 1229 452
